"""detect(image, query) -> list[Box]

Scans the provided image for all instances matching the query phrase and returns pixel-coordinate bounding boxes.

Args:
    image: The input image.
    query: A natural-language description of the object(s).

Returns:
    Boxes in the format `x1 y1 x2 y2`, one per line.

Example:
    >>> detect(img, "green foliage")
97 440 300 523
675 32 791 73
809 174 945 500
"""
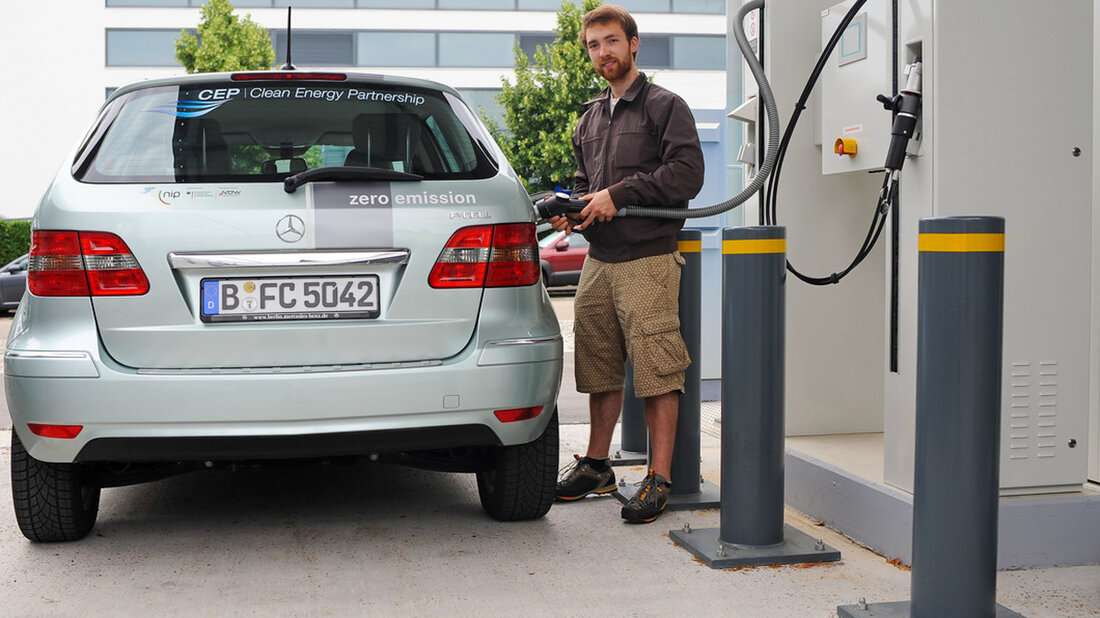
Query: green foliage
176 0 275 74
486 0 605 192
0 220 31 265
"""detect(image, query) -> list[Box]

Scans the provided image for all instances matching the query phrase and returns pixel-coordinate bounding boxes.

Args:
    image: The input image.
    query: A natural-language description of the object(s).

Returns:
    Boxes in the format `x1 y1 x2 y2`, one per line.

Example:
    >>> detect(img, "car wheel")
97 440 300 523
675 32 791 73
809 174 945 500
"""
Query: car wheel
476 407 558 521
10 431 100 542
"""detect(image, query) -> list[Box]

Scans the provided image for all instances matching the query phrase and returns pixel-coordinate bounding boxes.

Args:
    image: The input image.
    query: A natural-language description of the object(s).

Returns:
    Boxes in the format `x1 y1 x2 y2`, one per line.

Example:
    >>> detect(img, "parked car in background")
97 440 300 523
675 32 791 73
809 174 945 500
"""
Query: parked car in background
0 254 28 312
7 70 563 542
539 230 588 287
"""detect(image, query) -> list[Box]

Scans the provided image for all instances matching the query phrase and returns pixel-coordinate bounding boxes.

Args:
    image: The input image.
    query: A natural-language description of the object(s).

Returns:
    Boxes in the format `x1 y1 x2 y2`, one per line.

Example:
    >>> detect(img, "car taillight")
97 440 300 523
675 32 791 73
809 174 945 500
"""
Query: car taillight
485 223 540 287
27 424 84 439
494 407 543 423
429 223 539 289
29 230 149 297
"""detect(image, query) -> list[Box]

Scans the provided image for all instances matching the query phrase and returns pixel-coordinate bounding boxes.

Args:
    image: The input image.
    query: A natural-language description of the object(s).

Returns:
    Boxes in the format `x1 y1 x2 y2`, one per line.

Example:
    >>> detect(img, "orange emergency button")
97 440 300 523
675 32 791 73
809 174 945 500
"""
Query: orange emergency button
834 137 858 157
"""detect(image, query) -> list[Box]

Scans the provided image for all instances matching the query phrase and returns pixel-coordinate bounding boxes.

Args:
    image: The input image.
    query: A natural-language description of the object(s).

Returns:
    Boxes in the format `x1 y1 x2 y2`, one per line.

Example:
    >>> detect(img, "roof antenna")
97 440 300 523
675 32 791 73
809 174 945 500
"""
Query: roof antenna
279 6 295 70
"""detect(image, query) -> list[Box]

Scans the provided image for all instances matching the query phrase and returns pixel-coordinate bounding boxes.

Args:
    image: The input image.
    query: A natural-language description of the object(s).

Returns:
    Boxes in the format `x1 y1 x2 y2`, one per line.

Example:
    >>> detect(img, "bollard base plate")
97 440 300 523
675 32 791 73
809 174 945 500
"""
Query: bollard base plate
837 600 1024 617
613 479 721 511
666 480 721 511
669 524 840 569
608 444 647 467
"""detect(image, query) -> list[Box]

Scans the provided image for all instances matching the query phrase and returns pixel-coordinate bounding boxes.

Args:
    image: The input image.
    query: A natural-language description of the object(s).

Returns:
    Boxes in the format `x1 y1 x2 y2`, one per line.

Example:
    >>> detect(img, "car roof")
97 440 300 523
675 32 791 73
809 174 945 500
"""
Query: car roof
107 71 463 106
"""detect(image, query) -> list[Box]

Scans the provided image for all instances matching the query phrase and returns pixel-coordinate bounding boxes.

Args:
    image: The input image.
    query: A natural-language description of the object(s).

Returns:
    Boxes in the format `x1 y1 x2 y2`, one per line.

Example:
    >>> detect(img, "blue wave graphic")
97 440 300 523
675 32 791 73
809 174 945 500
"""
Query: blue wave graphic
149 99 231 118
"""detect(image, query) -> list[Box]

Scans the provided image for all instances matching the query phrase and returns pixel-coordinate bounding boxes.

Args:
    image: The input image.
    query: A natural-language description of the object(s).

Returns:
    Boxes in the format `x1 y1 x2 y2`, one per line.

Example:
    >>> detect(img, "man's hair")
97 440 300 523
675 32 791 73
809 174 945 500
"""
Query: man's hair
580 5 639 58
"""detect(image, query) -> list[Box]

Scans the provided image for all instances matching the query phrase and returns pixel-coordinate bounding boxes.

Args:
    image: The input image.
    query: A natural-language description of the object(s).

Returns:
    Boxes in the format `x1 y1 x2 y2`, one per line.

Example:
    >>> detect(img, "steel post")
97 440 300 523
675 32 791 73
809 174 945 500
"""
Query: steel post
673 226 839 568
665 230 720 509
838 217 1020 618
610 361 649 467
912 217 1007 617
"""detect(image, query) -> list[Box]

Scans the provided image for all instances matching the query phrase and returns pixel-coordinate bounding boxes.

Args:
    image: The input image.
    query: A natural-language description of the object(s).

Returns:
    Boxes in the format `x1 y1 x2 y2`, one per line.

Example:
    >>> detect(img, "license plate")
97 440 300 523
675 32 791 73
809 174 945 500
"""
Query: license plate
200 275 380 323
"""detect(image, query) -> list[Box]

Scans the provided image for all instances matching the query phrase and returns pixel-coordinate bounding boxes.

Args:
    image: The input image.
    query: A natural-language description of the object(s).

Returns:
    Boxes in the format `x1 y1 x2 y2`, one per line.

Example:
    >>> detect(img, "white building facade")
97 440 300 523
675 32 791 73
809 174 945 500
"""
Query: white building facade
1 1 727 220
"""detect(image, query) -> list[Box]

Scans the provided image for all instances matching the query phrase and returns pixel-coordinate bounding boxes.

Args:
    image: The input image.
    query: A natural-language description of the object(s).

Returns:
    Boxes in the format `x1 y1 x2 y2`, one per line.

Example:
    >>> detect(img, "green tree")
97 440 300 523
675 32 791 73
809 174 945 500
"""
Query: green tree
487 0 605 192
0 220 31 265
175 0 275 74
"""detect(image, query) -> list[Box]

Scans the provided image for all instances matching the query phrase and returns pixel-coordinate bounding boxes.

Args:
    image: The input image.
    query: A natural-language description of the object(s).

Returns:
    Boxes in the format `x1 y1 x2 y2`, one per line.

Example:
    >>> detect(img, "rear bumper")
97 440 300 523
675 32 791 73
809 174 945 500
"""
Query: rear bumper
6 299 563 464
74 424 501 462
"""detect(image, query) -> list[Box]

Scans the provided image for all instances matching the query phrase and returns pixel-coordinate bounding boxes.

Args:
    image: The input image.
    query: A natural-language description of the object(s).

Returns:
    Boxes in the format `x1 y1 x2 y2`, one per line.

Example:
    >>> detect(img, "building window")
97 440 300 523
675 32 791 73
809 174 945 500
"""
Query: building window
437 32 516 67
518 33 556 60
106 0 722 10
437 0 515 9
273 0 355 7
356 0 434 7
619 0 672 12
274 31 354 66
457 89 505 128
672 0 724 13
636 34 671 69
358 32 436 67
106 0 188 6
517 0 581 9
672 35 725 70
102 26 723 72
106 30 181 67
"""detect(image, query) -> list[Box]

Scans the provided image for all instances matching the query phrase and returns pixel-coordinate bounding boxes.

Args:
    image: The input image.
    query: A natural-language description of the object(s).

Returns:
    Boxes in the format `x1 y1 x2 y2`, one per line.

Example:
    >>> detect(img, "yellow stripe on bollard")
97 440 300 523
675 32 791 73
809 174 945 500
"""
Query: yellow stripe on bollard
918 233 1004 253
722 238 786 255
678 240 702 254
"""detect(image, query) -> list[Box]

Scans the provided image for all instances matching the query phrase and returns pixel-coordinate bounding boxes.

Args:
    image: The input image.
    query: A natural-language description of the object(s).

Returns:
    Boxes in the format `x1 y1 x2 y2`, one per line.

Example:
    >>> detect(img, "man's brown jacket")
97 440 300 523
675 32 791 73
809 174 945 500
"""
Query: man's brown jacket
572 73 705 263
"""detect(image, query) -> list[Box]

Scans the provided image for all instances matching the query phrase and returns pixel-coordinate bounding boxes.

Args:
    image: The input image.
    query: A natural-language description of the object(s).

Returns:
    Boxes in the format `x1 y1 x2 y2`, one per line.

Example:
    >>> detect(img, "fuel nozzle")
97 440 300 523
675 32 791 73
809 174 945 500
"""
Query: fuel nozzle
533 192 589 223
875 56 922 210
876 56 922 173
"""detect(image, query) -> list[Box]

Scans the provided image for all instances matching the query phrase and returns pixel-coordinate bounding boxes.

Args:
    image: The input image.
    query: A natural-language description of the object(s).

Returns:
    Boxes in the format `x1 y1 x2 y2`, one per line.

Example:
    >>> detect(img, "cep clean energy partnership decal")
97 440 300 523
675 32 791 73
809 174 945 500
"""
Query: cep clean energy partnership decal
157 86 428 118
314 182 395 249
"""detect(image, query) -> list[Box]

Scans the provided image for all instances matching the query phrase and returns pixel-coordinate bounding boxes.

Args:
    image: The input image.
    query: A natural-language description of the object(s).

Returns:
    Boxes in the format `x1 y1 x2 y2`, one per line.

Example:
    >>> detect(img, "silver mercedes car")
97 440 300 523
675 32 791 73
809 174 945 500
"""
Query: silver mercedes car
7 70 562 542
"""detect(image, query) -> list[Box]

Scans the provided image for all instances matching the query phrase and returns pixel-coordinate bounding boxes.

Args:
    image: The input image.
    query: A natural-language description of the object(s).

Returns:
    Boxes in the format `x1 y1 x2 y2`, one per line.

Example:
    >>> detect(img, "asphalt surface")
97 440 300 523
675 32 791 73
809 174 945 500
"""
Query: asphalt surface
1 301 1097 616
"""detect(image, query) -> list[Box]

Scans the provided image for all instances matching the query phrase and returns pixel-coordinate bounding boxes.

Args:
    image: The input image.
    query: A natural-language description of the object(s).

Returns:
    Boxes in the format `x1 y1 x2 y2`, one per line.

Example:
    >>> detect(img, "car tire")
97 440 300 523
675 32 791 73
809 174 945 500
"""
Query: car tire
476 407 558 521
10 431 100 542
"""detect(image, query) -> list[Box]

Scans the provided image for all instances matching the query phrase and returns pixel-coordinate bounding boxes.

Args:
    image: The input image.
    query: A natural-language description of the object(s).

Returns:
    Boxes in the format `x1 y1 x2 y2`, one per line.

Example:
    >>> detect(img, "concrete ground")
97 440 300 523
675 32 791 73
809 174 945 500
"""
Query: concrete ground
0 301 1097 616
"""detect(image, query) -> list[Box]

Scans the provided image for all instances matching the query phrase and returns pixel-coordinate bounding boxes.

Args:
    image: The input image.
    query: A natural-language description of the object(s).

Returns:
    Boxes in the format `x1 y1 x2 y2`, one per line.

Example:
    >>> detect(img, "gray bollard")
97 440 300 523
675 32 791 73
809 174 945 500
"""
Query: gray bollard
666 230 720 509
911 216 1007 617
609 361 648 467
720 226 786 545
672 226 839 568
838 217 1021 618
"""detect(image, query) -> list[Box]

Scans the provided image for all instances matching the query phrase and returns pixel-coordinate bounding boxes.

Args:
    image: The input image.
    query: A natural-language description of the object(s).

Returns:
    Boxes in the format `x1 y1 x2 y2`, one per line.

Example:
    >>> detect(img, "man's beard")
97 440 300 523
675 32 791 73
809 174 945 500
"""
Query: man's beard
596 53 634 82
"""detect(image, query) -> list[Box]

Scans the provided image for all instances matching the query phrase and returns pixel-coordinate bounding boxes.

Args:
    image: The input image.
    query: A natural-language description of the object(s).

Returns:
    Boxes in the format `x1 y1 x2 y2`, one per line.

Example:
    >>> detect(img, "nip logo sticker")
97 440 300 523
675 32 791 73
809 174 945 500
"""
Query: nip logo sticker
153 88 240 118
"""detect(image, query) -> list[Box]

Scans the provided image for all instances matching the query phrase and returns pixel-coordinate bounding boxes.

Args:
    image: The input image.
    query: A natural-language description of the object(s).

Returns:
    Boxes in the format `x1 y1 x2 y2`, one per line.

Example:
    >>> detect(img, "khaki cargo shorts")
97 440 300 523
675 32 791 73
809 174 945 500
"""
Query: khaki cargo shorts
573 252 691 399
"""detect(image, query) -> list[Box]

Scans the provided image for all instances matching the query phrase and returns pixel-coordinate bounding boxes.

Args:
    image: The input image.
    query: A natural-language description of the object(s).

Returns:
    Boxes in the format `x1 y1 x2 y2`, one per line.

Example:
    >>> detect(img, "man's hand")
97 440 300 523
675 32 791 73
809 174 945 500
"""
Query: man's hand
548 215 574 234
575 189 618 230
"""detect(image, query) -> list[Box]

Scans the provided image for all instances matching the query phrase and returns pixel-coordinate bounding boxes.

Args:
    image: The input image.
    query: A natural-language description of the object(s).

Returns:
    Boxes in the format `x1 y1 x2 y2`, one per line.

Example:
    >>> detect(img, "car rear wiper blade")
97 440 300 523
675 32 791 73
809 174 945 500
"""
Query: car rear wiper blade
284 166 423 193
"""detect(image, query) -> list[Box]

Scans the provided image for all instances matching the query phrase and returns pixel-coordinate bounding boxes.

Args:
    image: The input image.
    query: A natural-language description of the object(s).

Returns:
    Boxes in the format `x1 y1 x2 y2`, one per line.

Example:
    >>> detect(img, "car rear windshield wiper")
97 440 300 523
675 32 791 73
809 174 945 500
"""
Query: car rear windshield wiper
284 166 423 193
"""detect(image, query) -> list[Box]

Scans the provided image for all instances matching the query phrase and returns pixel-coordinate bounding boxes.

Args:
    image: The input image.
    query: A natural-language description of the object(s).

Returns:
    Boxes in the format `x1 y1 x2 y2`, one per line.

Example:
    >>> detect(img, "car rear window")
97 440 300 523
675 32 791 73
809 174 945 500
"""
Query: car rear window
74 80 499 184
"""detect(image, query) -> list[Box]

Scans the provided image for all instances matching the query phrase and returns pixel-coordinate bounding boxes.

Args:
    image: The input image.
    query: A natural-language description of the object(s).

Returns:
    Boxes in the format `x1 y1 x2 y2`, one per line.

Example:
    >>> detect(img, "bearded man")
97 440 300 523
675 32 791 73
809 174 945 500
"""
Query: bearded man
550 4 705 524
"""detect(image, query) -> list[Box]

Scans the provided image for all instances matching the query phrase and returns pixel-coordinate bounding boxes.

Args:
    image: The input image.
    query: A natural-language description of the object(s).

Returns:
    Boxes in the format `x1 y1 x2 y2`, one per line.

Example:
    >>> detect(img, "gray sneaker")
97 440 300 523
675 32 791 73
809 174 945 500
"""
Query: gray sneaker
621 470 671 523
555 455 617 501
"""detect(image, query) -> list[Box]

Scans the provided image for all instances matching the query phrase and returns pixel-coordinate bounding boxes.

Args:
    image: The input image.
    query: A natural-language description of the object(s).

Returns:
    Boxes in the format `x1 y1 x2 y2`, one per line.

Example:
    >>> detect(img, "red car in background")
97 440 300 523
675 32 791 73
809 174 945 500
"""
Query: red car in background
539 230 588 287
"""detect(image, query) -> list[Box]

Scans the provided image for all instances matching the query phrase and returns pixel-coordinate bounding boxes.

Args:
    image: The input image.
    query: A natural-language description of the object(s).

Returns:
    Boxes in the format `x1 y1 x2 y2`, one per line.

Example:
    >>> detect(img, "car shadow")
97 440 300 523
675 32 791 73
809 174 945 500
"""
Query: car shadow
59 460 564 551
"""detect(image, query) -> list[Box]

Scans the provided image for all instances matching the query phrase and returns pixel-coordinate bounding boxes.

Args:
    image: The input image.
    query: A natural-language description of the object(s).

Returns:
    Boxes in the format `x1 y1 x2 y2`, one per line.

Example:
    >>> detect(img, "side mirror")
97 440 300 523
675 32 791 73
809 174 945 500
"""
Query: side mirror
555 240 570 251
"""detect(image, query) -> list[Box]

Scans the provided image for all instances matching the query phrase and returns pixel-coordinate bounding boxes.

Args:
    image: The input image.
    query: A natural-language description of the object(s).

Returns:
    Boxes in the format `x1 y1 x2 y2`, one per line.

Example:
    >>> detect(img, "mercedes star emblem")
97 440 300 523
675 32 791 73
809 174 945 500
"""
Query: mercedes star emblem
276 214 305 243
